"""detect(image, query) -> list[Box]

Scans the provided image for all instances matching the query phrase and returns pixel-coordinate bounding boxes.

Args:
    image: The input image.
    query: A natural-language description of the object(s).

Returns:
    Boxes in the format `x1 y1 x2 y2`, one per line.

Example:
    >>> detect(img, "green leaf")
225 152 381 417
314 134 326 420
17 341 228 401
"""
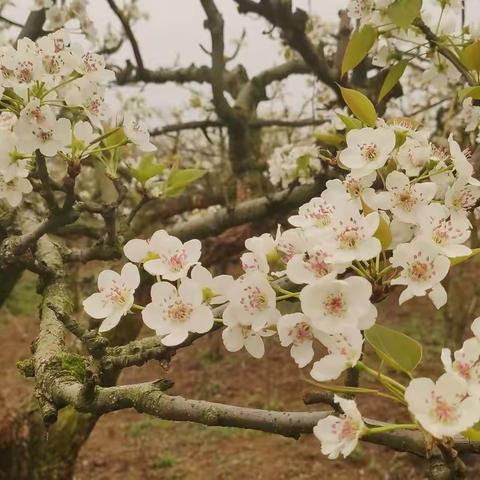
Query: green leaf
102 127 127 149
460 41 480 72
342 25 378 76
365 324 422 375
387 0 422 29
315 131 345 148
450 247 480 266
378 60 409 101
463 427 480 441
340 86 377 127
458 86 480 101
336 113 363 131
130 154 165 184
164 168 206 197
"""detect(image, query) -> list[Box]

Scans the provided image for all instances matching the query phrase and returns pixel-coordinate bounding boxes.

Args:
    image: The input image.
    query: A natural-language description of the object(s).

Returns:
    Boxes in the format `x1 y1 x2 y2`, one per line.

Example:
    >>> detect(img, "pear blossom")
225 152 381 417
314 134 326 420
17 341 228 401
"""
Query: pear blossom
241 229 280 274
405 373 480 438
396 132 432 177
288 182 351 231
310 327 363 382
222 319 275 359
189 264 234 305
390 239 450 308
267 143 321 189
322 206 381 263
277 313 322 367
339 127 396 177
0 164 33 207
222 272 280 331
313 395 365 459
286 245 345 285
441 338 480 398
78 52 115 83
444 178 480 218
300 276 376 334
124 230 201 281
342 171 377 208
123 114 156 152
448 134 480 186
377 171 437 223
142 279 213 346
417 204 471 258
457 98 480 132
15 115 71 157
83 263 140 332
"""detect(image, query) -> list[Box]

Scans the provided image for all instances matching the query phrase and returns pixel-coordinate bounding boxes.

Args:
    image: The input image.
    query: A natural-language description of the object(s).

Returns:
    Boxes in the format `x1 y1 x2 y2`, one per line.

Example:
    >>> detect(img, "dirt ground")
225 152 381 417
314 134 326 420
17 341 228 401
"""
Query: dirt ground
1 270 480 480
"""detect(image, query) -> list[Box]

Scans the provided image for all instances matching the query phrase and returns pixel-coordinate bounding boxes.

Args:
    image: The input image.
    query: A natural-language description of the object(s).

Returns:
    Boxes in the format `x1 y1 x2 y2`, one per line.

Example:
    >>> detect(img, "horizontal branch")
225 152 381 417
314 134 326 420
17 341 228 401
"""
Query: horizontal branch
150 117 326 136
167 180 327 240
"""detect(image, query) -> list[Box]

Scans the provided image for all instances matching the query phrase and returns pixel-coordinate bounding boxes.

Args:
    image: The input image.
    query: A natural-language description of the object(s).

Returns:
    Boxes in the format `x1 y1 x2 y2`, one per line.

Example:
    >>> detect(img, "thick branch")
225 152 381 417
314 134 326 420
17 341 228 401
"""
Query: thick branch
200 0 238 124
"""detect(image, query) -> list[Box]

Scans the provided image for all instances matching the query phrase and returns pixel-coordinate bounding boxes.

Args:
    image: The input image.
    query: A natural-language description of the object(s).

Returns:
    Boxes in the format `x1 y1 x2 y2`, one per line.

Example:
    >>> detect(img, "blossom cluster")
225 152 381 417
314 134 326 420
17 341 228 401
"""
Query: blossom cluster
0 29 155 208
83 115 480 461
267 143 322 189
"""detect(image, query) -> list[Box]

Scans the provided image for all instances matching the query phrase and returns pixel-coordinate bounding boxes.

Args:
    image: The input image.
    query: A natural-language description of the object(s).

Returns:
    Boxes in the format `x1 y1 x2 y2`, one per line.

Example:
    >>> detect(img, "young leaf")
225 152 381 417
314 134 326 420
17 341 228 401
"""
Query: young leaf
341 25 377 76
378 60 409 102
315 131 345 148
460 41 480 72
387 0 422 29
374 215 392 250
336 113 362 131
130 154 165 184
450 247 480 266
458 86 480 101
365 324 422 375
463 427 480 441
164 168 206 197
340 86 377 127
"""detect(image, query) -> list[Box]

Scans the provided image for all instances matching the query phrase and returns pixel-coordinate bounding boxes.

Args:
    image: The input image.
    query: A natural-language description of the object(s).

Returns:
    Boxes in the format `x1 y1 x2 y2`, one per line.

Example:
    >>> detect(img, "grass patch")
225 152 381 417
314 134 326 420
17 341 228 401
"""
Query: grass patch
152 453 179 469
127 416 172 437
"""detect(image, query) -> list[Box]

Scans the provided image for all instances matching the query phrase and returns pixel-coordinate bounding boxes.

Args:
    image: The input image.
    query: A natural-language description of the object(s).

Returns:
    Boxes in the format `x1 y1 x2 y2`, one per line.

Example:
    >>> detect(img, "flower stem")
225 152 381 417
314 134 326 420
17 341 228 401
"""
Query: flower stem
364 423 417 435
356 361 406 393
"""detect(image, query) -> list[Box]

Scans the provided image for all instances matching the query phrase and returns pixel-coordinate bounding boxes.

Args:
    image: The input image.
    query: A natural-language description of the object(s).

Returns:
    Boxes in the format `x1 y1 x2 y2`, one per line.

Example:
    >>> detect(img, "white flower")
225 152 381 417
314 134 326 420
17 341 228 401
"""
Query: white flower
78 52 115 83
286 245 345 284
142 279 213 346
288 183 351 230
377 171 437 223
267 143 321 189
222 321 274 359
396 132 432 177
124 230 201 281
313 395 365 459
15 114 71 157
323 206 381 263
189 264 234 305
277 313 322 367
44 6 68 31
123 114 156 152
83 263 140 332
339 127 396 177
241 229 280 274
417 204 471 258
342 172 377 208
0 164 33 207
444 178 480 218
222 272 280 331
300 276 376 334
390 239 450 308
405 373 480 438
441 338 480 398
449 134 480 186
457 98 480 132
310 327 363 381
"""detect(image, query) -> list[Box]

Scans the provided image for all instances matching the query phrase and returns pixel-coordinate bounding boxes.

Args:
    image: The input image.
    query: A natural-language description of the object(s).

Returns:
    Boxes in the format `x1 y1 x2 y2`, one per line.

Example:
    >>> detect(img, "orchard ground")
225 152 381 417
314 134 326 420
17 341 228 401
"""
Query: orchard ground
2 265 480 480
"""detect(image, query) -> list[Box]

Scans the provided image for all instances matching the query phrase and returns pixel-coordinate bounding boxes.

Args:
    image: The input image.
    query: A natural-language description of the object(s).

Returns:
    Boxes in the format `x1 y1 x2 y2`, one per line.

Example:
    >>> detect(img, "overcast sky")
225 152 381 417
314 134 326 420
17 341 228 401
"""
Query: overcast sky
8 1 480 121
